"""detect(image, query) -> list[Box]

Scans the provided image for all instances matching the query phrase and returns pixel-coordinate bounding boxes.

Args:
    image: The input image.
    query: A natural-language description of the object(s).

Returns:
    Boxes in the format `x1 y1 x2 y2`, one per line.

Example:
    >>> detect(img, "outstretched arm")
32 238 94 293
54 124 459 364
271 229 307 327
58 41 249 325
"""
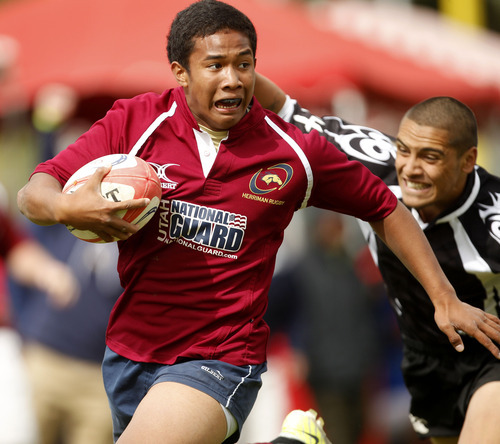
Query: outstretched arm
17 168 150 243
371 201 500 358
7 239 80 308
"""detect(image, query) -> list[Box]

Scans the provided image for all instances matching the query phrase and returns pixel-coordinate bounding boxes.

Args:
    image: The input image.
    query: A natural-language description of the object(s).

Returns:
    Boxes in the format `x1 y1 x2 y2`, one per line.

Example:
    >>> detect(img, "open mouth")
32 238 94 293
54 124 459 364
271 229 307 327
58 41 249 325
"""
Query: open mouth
215 98 242 110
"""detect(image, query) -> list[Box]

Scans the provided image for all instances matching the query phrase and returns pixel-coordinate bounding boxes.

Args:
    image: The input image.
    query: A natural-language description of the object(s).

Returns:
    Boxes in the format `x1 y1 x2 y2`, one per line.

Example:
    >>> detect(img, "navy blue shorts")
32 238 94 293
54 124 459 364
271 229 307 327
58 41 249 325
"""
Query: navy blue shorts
102 347 267 443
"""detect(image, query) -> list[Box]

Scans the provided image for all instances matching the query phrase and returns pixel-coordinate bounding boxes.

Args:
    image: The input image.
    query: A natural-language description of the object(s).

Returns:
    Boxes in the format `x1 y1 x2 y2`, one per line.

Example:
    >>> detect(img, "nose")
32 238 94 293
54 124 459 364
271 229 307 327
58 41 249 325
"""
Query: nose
401 154 422 176
222 66 241 89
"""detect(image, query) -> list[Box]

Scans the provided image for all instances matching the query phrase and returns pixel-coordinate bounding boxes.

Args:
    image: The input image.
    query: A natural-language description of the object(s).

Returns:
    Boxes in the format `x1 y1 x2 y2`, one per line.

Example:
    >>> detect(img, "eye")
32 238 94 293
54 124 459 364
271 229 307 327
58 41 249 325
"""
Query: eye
423 154 440 163
208 62 222 70
239 61 251 69
396 144 409 156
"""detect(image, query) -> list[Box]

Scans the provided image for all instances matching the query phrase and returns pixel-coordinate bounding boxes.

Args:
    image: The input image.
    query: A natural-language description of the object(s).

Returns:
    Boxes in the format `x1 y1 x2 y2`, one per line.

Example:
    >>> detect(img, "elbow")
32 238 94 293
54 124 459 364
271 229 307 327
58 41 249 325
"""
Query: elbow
16 185 29 218
16 184 52 226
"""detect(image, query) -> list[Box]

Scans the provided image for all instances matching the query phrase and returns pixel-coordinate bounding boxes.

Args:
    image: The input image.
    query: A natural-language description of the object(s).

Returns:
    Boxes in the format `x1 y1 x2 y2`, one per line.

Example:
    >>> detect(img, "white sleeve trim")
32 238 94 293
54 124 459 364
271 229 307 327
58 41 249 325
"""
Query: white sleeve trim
277 95 297 123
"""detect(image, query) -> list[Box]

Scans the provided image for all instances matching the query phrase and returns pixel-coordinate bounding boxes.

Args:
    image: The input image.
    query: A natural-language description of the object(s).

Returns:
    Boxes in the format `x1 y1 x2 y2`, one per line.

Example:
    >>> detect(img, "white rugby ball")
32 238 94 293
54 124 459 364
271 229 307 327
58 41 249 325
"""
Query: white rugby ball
62 154 162 243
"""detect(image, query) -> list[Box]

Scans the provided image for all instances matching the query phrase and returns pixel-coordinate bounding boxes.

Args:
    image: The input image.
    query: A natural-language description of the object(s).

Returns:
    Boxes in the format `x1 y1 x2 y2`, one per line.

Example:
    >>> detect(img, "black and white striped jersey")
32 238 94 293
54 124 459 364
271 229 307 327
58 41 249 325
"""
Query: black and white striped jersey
281 97 500 347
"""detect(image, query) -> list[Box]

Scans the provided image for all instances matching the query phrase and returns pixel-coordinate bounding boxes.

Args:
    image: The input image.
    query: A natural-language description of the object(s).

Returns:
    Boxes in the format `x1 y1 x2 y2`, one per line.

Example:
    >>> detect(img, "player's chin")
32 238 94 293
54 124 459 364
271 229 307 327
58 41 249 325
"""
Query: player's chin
401 194 430 211
212 107 246 129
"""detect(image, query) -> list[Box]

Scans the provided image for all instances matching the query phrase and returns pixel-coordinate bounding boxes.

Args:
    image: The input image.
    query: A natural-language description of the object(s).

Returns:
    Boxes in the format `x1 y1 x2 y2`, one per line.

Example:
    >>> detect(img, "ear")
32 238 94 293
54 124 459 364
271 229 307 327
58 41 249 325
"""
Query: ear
171 62 189 87
461 146 477 174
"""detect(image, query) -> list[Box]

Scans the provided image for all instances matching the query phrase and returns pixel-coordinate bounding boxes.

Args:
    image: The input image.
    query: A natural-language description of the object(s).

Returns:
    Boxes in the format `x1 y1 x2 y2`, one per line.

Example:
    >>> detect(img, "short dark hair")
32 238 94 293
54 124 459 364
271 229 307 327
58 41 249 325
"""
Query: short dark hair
166 0 257 71
404 97 478 155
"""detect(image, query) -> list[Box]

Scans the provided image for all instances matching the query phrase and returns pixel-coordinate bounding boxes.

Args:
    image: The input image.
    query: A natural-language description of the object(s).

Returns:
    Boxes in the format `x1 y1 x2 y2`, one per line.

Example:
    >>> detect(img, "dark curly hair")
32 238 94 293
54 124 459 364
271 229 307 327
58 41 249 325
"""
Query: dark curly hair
166 0 257 72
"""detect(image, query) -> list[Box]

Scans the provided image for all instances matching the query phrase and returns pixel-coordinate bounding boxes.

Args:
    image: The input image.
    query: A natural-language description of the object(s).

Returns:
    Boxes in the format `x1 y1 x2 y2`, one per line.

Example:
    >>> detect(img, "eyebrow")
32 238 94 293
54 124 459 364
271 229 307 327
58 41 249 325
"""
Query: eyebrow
396 138 445 156
203 48 254 61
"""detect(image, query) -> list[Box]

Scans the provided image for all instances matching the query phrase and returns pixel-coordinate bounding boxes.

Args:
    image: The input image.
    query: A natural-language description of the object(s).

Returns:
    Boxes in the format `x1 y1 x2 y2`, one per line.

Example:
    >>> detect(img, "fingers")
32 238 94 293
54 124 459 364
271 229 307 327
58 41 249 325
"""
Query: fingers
122 197 151 210
485 312 500 327
441 324 465 353
92 220 140 243
480 316 500 354
449 316 500 359
90 165 112 183
467 330 500 359
436 303 500 359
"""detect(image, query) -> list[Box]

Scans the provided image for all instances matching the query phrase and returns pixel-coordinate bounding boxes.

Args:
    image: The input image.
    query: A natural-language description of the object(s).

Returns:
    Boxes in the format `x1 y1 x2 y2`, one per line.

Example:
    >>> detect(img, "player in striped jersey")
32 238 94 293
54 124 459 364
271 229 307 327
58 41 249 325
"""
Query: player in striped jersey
255 73 500 444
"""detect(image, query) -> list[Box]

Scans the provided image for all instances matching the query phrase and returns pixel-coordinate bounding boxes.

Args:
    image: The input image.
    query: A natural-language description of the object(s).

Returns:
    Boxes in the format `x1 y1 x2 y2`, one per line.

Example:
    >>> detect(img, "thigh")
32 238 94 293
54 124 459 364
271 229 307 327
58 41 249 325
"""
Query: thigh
459 381 500 444
117 381 226 444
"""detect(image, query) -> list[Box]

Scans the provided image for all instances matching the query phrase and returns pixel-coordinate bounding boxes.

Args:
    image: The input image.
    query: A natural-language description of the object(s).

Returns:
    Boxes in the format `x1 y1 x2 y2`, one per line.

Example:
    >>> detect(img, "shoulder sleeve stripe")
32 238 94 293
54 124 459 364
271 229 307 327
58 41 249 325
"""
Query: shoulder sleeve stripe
129 101 178 156
264 116 313 209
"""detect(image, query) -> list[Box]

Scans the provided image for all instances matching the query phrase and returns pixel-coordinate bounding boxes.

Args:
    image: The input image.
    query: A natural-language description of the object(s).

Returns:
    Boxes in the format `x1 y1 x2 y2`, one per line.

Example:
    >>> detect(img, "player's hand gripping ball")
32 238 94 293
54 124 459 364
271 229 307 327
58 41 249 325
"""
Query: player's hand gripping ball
62 154 162 243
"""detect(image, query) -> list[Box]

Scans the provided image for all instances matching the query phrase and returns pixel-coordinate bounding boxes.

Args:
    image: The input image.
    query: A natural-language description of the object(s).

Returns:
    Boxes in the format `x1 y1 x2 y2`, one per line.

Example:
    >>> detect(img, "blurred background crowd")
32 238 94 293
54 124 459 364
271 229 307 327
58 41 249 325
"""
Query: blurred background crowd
1 0 500 443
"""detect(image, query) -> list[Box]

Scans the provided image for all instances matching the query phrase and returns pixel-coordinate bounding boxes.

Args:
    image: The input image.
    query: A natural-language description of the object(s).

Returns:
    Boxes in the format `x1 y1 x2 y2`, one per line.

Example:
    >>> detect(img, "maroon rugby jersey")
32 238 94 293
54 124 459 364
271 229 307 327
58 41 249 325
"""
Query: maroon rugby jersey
33 87 397 365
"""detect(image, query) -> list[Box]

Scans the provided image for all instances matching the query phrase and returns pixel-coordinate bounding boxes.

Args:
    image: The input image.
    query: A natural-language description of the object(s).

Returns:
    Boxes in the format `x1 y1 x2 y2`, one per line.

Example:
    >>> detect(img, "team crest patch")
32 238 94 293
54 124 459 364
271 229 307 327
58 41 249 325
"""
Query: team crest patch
248 163 293 195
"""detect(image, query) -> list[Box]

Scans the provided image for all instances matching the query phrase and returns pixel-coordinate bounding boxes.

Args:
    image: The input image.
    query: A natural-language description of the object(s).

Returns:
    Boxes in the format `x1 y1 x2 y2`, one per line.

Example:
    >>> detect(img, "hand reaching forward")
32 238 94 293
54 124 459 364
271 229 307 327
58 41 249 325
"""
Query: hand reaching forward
434 299 500 358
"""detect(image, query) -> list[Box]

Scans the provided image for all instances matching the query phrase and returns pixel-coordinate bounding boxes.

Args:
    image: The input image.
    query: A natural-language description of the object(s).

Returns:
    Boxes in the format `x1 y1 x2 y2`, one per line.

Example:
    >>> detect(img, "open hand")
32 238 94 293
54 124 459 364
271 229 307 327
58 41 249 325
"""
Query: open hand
434 300 500 359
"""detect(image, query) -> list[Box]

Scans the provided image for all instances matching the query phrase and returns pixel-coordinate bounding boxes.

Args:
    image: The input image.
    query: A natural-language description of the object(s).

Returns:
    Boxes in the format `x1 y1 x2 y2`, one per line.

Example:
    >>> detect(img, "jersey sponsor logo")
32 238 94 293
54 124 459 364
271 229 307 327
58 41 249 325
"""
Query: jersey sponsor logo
248 163 292 196
149 162 179 190
157 199 246 253
478 192 500 245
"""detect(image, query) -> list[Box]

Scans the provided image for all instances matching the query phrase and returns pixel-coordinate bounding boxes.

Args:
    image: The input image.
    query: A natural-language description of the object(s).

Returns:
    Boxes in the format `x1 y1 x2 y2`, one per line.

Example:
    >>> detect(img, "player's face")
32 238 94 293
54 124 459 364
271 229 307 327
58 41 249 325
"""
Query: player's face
172 29 256 131
395 117 476 223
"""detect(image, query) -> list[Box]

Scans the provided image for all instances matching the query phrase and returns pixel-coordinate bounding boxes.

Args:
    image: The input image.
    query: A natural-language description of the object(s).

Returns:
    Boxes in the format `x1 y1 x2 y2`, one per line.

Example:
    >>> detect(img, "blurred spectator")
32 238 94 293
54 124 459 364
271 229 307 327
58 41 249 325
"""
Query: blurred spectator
11 223 121 444
0 185 79 444
291 209 381 444
8 83 120 444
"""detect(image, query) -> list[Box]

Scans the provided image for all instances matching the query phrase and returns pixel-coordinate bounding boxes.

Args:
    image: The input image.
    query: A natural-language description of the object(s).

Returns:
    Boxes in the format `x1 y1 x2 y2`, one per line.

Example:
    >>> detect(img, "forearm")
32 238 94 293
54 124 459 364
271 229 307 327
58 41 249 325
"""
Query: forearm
370 201 455 307
254 73 287 114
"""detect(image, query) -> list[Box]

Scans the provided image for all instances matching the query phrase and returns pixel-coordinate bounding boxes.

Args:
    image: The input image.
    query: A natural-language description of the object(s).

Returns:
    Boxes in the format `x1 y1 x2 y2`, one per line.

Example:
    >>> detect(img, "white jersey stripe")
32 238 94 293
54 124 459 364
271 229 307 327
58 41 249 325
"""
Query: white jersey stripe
264 115 313 209
450 218 491 273
129 101 178 156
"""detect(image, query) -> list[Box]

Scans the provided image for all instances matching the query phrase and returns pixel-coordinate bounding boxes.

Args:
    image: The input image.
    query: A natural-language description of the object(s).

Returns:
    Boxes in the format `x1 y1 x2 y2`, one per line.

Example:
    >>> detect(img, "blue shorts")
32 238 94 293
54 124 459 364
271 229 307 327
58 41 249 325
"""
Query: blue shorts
102 347 267 443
